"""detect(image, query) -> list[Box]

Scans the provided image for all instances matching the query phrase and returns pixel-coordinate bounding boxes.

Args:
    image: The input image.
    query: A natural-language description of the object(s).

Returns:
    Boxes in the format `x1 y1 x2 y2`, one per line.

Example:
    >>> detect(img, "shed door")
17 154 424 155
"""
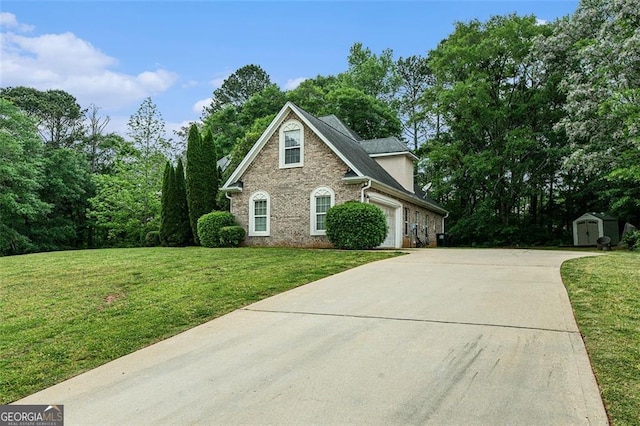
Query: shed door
375 203 396 248
577 220 599 245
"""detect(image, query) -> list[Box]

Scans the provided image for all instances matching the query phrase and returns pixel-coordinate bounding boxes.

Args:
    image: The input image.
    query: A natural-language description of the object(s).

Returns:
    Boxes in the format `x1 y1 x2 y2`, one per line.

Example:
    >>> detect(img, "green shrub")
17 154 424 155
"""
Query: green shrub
219 226 246 247
145 231 161 247
622 230 640 251
326 201 388 250
197 211 237 248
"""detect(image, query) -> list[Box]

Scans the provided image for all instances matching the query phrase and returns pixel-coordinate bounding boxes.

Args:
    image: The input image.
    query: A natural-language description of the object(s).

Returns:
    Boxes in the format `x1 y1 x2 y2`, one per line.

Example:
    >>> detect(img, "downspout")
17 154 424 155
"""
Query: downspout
225 192 233 213
360 179 372 203
442 211 449 234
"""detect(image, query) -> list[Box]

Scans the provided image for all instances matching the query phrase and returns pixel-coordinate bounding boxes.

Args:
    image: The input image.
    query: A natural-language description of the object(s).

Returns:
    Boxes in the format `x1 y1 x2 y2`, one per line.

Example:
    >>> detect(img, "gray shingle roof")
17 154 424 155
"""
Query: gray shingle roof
318 115 363 141
359 137 412 156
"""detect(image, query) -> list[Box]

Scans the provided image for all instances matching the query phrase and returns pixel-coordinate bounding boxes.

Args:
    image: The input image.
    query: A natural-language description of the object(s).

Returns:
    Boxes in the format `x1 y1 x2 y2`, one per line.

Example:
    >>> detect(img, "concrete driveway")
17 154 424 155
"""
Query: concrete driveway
18 249 608 425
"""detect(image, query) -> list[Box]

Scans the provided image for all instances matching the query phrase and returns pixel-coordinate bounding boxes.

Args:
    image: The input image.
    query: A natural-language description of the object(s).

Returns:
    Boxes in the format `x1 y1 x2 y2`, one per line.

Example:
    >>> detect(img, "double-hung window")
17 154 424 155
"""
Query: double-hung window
310 187 334 235
249 191 270 236
284 129 301 164
279 120 304 168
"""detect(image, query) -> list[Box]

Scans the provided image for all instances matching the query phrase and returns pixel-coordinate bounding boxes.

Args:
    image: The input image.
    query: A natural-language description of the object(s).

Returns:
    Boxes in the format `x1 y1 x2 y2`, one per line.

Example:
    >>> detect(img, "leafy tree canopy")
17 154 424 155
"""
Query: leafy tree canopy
0 99 50 255
539 0 640 223
422 14 564 245
206 64 272 114
341 42 401 106
0 86 85 148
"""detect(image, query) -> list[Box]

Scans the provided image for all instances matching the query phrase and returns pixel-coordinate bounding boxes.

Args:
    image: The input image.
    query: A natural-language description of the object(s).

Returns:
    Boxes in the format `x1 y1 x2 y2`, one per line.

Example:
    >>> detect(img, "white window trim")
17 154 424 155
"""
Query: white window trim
249 191 270 237
279 119 304 169
310 186 335 236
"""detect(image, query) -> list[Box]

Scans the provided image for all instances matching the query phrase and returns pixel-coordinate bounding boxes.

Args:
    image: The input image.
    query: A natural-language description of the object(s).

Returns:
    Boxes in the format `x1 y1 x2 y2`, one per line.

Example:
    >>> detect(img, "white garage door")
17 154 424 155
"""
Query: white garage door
375 203 396 248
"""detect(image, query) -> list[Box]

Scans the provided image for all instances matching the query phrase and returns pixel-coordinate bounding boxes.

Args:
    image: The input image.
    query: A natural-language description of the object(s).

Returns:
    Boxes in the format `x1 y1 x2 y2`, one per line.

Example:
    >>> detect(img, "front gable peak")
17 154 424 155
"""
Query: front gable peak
222 102 360 190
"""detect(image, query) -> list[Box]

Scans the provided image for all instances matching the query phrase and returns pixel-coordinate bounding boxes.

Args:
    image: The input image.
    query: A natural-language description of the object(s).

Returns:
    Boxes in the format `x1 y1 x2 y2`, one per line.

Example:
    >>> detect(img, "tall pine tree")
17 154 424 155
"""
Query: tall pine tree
186 124 218 244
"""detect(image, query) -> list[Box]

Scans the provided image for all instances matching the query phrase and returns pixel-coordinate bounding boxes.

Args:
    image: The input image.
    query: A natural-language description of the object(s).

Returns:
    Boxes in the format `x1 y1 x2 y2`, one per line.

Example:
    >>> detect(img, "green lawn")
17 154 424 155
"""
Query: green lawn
0 247 400 403
561 251 640 425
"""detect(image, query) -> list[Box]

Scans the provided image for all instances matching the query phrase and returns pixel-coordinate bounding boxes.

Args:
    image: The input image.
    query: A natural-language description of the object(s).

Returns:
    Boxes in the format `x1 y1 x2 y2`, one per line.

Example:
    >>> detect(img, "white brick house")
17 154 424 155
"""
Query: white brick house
221 102 448 248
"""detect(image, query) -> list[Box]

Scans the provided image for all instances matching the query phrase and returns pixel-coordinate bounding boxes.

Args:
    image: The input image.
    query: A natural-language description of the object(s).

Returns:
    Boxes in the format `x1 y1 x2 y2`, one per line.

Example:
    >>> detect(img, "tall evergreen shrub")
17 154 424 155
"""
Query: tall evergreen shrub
174 158 193 245
186 125 218 245
160 161 176 245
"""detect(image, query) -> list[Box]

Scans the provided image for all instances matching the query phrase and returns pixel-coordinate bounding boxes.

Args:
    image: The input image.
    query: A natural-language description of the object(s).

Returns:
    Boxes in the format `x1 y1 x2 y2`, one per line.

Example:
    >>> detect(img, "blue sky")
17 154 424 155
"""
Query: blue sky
1 1 579 137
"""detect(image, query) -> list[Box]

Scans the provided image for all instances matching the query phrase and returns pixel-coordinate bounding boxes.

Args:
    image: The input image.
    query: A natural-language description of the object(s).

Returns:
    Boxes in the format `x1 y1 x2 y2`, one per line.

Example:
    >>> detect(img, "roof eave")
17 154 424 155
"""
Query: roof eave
221 187 242 194
368 151 419 160
369 180 448 214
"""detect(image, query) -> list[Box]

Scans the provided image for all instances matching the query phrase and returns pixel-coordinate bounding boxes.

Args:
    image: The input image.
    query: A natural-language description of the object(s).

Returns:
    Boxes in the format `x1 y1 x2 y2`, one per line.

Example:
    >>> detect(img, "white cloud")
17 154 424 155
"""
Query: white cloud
105 115 130 137
192 98 212 114
0 12 34 32
283 77 308 91
166 119 196 140
0 18 178 110
181 79 198 89
209 72 231 89
536 18 548 26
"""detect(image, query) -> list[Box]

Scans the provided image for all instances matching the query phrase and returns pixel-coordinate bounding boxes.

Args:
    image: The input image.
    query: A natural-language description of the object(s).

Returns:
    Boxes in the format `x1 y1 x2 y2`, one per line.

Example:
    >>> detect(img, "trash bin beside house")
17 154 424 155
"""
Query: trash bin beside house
436 233 451 247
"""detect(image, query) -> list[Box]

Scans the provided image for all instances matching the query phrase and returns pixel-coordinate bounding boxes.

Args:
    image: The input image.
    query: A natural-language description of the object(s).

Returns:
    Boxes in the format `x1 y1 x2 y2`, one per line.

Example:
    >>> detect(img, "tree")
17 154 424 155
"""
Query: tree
160 161 177 245
323 87 402 140
127 97 169 235
28 148 95 251
0 87 85 148
0 99 50 255
88 171 146 246
160 160 191 246
237 84 286 127
202 106 242 159
539 0 640 225
342 43 401 106
397 55 436 150
423 14 562 245
206 64 272 113
87 139 150 247
285 76 340 115
83 104 115 173
186 125 217 244
174 158 192 244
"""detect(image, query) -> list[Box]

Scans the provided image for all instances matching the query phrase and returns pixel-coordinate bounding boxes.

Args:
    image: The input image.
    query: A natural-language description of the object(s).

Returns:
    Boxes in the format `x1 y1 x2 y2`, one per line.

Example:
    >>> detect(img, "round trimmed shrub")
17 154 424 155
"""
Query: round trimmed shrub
219 226 246 247
197 211 237 248
326 201 388 249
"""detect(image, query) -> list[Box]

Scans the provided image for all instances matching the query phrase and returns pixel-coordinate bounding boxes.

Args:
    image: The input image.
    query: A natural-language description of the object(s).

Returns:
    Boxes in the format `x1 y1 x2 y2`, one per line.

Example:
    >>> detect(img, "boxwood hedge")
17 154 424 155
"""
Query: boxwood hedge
197 211 237 247
326 201 388 250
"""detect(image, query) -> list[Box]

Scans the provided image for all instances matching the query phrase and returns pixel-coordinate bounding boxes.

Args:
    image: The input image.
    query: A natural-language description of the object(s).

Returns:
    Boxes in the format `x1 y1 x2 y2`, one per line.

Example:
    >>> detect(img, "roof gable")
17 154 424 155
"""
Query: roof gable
222 102 364 189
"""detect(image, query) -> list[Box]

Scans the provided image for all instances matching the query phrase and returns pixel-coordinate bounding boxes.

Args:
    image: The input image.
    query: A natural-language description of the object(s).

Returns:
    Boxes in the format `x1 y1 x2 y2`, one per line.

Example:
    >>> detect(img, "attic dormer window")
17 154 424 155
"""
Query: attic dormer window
279 120 304 168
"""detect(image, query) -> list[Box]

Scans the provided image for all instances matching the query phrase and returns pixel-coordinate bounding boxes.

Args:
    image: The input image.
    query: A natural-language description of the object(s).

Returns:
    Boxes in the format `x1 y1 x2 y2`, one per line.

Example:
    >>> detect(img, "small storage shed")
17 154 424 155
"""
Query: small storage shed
573 212 620 246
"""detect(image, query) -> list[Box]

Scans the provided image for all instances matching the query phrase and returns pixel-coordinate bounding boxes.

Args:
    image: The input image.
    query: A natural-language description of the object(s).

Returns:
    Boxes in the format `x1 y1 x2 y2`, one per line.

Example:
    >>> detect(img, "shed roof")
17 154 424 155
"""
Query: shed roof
575 212 618 222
